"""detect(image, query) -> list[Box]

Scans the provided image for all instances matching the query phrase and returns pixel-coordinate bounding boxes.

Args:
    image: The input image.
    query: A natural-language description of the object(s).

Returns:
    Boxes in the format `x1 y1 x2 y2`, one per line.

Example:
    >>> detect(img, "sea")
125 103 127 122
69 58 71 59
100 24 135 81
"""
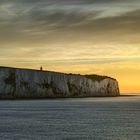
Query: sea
0 95 140 140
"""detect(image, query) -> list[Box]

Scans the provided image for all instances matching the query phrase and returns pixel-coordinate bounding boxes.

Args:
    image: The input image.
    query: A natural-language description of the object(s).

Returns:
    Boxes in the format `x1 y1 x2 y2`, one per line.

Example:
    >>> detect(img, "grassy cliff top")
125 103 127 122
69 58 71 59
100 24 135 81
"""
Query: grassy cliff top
84 74 116 82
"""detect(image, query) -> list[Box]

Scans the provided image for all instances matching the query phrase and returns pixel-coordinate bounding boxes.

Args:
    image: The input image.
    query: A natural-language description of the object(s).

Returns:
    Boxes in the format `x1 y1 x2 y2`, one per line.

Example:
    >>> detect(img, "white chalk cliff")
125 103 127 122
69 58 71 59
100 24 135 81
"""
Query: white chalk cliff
0 67 120 98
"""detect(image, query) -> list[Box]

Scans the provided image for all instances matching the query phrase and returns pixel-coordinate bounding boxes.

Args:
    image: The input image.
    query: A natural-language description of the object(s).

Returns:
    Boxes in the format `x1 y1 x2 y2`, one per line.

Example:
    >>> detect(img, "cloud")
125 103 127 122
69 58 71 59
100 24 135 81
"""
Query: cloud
0 0 140 41
0 0 140 66
6 8 140 45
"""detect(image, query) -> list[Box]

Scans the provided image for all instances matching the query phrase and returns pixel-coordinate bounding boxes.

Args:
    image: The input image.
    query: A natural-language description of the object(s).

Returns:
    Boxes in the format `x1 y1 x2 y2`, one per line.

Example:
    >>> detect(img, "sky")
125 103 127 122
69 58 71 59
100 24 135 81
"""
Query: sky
0 0 140 93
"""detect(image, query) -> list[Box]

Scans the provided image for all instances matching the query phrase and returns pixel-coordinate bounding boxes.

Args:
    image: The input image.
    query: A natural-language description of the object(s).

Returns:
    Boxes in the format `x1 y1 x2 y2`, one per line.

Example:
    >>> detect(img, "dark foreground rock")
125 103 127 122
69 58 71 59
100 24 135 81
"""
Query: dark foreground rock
0 67 120 99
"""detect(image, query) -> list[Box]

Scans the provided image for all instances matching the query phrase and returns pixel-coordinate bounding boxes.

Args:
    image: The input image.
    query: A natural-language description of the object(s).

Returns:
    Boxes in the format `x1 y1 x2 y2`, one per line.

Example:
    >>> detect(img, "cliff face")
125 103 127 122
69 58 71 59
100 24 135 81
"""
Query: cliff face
0 67 120 98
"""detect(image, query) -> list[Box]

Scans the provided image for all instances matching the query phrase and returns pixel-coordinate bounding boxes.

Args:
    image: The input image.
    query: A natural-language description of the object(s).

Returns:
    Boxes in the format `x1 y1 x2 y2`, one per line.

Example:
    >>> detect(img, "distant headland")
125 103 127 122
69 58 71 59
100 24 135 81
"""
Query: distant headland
0 66 120 99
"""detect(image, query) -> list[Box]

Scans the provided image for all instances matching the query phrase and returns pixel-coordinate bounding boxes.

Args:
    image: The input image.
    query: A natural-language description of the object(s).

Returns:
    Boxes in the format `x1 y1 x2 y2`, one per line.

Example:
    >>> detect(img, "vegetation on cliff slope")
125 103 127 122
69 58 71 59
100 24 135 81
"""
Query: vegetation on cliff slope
84 74 115 82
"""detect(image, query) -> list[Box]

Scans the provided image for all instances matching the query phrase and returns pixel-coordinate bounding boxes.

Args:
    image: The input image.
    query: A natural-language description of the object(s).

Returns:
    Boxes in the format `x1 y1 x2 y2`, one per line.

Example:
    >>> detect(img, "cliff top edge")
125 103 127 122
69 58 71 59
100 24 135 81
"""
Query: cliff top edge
0 66 116 81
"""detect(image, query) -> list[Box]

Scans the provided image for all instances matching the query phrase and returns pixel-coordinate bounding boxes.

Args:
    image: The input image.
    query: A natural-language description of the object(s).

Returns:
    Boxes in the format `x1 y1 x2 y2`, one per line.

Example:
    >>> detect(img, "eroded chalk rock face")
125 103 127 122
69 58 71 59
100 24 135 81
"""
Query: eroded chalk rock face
0 67 120 98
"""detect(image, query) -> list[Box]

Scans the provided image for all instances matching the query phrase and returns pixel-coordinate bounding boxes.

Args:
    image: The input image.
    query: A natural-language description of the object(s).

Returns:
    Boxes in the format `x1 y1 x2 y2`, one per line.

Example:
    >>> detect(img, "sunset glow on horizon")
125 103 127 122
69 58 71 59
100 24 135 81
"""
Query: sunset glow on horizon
0 0 140 94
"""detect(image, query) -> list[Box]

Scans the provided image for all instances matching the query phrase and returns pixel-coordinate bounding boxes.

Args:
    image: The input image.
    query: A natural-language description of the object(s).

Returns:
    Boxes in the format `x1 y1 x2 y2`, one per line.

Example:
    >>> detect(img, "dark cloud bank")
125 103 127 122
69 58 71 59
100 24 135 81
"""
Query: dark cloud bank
0 0 140 43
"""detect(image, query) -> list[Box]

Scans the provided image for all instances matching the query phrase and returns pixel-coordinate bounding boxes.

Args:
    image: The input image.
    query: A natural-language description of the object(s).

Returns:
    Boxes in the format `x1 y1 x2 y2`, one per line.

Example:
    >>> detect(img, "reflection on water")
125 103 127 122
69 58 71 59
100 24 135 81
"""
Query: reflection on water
0 95 140 140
